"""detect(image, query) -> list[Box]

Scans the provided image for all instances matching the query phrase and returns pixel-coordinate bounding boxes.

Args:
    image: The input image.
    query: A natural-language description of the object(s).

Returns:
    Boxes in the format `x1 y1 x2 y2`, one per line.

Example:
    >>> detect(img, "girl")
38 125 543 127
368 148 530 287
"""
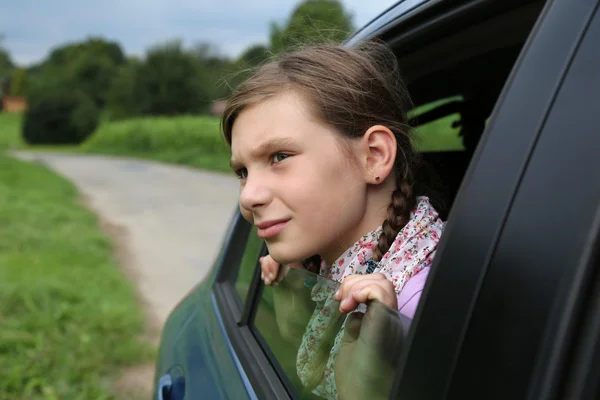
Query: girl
222 40 445 399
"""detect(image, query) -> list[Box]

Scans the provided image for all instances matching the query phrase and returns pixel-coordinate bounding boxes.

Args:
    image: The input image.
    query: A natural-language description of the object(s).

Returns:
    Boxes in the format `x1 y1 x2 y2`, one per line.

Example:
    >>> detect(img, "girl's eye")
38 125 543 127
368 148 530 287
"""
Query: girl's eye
272 153 290 163
235 168 248 179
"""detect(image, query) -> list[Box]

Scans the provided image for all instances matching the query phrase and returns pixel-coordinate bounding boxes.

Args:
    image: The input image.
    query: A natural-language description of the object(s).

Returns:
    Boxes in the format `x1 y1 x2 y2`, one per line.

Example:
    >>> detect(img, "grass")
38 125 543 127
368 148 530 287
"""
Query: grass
81 111 463 171
0 155 155 399
414 115 463 151
82 116 232 173
79 112 463 175
0 112 24 150
410 97 464 152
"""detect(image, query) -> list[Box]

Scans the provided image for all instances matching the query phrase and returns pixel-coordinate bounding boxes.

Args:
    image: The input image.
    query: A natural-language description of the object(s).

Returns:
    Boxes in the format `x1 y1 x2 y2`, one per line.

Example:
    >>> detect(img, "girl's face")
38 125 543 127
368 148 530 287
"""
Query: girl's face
230 91 375 265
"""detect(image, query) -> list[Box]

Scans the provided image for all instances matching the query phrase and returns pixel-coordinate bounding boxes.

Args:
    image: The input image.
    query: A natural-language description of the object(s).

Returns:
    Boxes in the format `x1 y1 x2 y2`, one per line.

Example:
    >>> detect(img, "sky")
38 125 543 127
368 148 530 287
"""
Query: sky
0 0 399 66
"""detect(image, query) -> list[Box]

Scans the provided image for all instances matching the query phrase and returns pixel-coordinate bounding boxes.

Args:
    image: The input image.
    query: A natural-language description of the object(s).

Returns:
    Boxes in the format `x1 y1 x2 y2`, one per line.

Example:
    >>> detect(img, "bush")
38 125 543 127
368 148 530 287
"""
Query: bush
22 91 99 145
82 115 232 172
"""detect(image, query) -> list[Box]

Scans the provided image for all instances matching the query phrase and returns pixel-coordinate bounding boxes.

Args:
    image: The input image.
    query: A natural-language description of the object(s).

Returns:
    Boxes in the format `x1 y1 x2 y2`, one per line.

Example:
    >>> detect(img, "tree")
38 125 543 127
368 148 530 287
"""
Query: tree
10 68 27 96
27 37 126 107
70 52 116 107
222 44 272 96
189 40 242 101
137 40 205 115
105 58 142 119
0 35 14 97
190 41 222 63
270 0 354 53
239 44 272 67
46 37 125 69
108 40 207 116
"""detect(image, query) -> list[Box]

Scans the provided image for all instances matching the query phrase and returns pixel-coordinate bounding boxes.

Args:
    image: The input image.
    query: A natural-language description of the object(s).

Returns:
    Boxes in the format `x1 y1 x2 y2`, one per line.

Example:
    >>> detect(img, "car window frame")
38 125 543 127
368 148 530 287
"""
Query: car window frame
213 212 292 399
549 11 600 395
555 216 600 400
214 209 266 311
470 5 600 399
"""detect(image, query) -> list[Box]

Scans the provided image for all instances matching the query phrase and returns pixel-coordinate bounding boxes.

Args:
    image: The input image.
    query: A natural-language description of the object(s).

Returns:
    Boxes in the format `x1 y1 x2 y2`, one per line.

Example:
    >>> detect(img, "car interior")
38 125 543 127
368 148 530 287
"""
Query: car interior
388 0 546 220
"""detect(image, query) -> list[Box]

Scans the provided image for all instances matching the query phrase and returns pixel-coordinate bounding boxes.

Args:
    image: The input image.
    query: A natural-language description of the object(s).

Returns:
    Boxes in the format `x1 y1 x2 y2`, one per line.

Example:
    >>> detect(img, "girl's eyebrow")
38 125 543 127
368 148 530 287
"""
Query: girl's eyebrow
253 137 297 156
230 137 297 170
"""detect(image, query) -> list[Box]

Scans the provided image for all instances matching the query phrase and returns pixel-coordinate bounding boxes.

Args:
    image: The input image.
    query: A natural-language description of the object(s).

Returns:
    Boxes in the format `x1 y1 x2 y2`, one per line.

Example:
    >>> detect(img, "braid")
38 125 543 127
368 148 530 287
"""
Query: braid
372 167 418 262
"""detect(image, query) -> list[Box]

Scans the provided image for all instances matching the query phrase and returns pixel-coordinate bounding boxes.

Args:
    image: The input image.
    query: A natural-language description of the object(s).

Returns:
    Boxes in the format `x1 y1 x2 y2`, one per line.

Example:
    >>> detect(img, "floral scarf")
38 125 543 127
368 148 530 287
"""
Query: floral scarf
296 196 445 399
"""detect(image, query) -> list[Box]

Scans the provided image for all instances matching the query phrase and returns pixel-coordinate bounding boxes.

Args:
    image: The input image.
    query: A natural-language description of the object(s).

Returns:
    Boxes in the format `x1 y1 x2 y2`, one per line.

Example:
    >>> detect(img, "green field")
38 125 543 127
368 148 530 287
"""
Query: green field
82 116 232 172
0 155 154 399
0 112 24 150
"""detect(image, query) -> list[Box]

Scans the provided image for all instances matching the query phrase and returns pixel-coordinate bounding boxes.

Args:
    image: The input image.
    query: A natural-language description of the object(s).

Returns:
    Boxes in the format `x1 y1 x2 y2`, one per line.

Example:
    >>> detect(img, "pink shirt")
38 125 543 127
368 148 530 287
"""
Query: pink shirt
397 266 430 319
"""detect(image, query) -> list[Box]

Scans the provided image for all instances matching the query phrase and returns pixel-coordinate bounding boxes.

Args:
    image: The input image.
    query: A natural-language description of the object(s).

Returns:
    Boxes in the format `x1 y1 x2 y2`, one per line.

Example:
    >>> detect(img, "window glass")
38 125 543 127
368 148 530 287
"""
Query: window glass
252 266 408 400
243 1 547 396
410 96 465 152
234 226 264 301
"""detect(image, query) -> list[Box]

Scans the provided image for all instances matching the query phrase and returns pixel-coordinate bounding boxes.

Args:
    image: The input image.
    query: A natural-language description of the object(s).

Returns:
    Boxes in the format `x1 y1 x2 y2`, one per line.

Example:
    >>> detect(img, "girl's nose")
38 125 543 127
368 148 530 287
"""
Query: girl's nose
239 175 271 212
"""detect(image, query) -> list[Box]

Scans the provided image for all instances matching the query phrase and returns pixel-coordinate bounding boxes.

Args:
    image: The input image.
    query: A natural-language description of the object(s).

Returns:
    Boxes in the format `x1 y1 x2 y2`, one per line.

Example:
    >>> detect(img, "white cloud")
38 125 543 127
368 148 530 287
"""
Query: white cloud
1 0 399 65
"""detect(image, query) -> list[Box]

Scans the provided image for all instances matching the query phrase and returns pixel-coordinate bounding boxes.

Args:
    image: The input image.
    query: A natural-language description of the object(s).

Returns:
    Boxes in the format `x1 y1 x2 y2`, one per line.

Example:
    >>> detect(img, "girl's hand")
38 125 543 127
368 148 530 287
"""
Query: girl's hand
334 273 398 313
259 255 305 285
259 255 281 285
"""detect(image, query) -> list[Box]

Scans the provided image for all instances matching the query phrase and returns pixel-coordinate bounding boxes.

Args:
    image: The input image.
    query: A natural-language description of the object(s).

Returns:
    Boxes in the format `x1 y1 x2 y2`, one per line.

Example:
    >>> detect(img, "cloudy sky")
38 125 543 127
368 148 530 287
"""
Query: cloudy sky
1 0 399 66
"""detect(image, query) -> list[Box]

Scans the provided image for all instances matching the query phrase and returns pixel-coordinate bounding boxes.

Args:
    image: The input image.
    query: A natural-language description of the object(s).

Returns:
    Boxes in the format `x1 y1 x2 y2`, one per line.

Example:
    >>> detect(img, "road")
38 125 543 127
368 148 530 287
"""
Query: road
13 152 240 327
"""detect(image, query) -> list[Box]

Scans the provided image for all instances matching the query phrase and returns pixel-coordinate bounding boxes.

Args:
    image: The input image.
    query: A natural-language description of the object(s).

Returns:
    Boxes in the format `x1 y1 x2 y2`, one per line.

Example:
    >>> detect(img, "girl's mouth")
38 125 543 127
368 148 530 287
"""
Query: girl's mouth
256 219 290 238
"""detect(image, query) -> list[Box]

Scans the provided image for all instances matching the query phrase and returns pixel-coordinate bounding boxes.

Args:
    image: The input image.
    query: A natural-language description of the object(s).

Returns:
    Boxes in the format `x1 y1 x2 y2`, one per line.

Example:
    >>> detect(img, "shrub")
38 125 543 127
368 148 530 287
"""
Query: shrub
22 91 99 145
82 116 232 172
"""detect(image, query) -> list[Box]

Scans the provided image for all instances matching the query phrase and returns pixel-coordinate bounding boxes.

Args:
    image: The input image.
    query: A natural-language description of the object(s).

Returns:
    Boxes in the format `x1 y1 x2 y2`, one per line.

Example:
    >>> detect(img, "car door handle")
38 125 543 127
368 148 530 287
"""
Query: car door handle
158 373 185 400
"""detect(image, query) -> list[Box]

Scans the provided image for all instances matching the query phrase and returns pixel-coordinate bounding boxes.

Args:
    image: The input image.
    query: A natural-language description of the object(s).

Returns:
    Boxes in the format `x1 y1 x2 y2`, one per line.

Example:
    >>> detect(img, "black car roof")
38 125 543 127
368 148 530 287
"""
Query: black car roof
345 0 435 46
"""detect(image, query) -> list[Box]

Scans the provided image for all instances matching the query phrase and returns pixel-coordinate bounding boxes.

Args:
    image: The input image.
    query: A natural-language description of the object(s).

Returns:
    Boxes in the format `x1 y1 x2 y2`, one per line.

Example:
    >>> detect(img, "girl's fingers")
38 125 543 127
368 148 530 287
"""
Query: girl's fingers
260 255 280 285
339 283 385 313
336 274 397 313
352 283 396 308
335 273 387 300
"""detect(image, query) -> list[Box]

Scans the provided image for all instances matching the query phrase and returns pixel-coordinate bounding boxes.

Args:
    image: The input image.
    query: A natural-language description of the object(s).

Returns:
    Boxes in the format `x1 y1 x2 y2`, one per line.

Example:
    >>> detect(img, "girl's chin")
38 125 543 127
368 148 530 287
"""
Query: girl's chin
266 244 312 266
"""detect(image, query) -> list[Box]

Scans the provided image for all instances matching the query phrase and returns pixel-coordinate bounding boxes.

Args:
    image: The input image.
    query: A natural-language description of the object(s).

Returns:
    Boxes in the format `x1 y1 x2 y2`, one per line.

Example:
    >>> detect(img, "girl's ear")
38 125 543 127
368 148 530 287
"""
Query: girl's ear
360 125 397 185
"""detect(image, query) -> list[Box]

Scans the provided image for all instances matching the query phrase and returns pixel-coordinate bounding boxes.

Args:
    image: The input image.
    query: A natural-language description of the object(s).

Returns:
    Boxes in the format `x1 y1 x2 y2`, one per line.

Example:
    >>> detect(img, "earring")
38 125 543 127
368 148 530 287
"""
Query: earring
375 175 380 181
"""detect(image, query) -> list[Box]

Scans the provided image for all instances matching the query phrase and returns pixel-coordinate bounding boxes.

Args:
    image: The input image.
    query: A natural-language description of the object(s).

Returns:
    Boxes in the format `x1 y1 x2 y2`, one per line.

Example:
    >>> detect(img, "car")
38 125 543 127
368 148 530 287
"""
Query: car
153 0 600 399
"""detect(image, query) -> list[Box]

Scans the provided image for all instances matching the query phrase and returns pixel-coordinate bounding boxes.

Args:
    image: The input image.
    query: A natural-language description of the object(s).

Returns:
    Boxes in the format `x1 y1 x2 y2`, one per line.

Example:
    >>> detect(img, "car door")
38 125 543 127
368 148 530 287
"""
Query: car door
212 219 406 400
392 0 600 399
454 5 600 399
154 211 260 400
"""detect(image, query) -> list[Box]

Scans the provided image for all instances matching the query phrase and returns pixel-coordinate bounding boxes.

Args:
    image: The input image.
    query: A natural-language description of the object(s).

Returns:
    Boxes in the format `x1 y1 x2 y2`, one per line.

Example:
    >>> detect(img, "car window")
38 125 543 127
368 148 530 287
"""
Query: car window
252 266 408 400
230 2 549 398
234 226 264 302
410 96 465 152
